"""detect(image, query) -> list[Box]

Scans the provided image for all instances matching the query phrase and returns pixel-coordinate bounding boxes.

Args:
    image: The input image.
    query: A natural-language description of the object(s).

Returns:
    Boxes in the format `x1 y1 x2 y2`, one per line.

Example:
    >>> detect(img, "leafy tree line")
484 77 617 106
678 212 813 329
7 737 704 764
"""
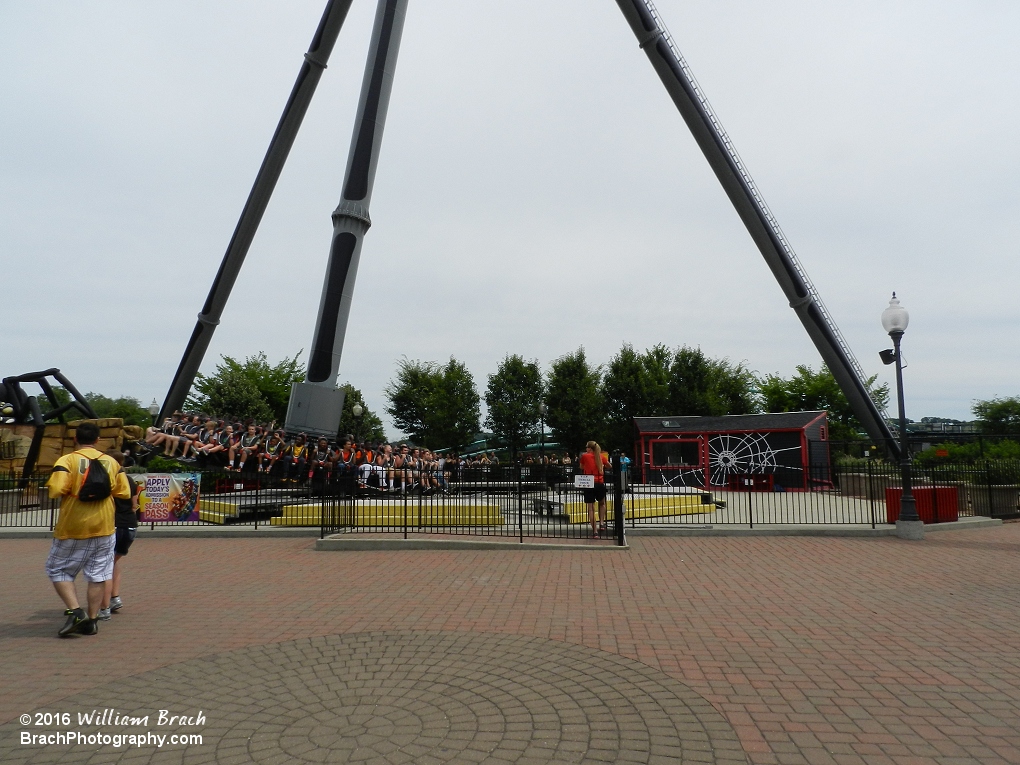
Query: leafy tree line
972 397 1020 435
383 344 893 456
37 348 1020 454
43 387 155 428
187 352 305 424
384 358 481 451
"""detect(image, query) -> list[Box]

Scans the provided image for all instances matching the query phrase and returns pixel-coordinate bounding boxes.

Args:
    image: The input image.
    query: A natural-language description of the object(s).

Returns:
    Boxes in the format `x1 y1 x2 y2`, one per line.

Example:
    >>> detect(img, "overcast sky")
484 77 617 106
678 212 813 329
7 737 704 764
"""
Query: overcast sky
3 0 1018 436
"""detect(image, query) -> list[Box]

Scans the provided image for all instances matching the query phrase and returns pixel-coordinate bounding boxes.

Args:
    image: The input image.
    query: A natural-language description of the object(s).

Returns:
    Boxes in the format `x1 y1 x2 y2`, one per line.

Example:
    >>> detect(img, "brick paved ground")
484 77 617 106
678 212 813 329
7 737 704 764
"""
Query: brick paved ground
1 524 1018 764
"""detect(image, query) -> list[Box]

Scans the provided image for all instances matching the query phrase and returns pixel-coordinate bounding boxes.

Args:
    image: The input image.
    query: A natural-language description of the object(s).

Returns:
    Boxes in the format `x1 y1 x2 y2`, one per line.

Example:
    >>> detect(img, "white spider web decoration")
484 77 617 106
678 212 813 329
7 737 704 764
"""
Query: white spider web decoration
706 433 802 487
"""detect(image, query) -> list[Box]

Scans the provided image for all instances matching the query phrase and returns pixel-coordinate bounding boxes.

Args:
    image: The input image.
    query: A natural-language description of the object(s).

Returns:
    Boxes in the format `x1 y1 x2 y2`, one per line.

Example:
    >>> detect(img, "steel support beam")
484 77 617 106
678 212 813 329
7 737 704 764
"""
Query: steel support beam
286 0 409 437
614 0 898 457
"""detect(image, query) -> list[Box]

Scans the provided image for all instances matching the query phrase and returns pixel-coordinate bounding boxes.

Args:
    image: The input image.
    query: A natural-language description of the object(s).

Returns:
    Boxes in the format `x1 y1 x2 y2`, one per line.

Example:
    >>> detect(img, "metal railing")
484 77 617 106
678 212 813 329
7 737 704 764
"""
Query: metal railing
320 463 623 544
5 458 1016 534
1 472 58 528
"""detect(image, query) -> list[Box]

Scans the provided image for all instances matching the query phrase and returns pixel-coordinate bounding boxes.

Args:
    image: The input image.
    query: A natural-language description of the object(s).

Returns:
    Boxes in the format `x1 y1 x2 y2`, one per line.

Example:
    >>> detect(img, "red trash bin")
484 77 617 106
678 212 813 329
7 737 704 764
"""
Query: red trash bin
885 486 959 524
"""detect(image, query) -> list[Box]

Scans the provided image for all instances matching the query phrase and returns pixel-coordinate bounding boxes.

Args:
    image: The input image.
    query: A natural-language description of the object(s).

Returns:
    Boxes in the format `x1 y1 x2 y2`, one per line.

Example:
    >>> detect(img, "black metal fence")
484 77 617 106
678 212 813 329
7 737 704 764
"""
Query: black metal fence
1 472 55 528
0 469 331 530
4 457 1018 536
319 463 625 544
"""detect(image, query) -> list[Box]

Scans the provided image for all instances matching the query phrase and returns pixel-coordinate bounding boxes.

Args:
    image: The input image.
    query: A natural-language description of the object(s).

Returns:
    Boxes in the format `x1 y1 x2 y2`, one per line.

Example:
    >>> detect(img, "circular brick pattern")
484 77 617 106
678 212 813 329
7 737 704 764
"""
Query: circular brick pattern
1 632 746 764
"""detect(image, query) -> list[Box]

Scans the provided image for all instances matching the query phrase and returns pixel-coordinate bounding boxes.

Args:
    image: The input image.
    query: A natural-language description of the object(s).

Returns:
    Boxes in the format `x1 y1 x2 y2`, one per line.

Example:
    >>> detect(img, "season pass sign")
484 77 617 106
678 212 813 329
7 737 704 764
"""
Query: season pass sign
139 473 201 522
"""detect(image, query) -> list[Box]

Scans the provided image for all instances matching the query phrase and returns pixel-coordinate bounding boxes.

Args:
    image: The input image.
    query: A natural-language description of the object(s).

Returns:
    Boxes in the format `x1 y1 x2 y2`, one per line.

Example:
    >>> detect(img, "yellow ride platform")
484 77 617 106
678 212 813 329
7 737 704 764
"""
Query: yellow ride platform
198 498 240 525
270 499 505 527
563 494 712 524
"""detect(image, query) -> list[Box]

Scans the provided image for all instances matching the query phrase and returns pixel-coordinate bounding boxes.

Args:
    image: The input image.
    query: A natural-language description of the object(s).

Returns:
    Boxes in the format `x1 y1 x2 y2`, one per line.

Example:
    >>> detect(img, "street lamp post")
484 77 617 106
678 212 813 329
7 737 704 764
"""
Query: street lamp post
881 293 924 540
148 399 160 426
538 403 547 465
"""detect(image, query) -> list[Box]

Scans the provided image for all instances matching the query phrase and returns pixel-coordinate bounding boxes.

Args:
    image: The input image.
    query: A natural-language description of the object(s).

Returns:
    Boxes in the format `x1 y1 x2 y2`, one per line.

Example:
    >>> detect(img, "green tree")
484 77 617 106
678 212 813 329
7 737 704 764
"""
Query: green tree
972 396 1020 435
915 438 1020 466
600 343 761 451
337 384 386 443
42 388 149 424
83 393 152 427
545 348 605 454
385 359 440 445
431 358 481 452
39 386 73 414
188 352 305 423
669 346 759 416
485 355 544 458
601 344 672 451
384 358 481 449
188 363 274 423
759 364 889 441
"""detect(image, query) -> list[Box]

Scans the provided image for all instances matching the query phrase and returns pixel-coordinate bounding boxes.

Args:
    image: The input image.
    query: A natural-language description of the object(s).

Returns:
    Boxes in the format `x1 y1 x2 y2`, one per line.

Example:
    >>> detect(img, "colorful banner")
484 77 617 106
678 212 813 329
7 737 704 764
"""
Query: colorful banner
138 473 201 522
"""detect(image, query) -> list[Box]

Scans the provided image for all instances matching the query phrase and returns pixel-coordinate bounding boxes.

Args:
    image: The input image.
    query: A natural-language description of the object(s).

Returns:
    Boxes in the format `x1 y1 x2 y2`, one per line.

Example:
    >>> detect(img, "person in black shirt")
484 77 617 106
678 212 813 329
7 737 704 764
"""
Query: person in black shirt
98 451 141 620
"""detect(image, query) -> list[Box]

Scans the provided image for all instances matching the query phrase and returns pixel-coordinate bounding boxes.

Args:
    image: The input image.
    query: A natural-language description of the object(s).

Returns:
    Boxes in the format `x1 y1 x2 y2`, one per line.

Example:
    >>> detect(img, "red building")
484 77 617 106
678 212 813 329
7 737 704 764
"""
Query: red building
632 412 831 491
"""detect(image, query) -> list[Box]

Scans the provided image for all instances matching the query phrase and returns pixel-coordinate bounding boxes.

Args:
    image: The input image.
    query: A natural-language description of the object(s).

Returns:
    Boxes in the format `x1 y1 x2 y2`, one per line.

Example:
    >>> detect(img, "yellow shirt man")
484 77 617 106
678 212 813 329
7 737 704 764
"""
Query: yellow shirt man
47 447 131 539
46 423 133 637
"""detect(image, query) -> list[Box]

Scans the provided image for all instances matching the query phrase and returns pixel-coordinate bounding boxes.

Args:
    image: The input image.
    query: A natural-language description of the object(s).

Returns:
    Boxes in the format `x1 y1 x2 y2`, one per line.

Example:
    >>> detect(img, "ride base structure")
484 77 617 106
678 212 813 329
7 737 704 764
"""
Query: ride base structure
156 0 896 454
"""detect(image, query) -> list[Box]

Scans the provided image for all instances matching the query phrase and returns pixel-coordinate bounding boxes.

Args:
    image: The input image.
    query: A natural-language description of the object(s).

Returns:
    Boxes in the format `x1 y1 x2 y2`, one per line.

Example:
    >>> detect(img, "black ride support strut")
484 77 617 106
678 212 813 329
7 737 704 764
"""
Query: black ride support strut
614 0 898 457
285 0 410 437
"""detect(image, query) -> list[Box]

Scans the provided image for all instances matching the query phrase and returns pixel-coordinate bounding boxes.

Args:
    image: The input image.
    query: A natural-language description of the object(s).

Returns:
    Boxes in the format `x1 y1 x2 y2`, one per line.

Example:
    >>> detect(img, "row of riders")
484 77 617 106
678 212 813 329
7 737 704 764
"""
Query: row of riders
143 413 466 491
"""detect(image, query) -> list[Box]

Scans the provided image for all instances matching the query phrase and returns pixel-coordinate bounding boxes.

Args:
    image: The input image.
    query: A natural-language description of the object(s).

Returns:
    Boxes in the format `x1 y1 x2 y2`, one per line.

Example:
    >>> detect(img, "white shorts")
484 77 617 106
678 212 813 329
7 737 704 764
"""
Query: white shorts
45 534 116 583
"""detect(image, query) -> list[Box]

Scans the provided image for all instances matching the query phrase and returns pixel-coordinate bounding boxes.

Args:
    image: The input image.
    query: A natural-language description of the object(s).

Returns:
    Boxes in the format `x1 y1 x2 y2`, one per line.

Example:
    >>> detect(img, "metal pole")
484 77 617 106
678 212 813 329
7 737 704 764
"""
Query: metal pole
517 460 524 543
287 0 410 437
613 451 625 546
891 331 923 538
867 458 876 529
748 485 753 529
319 479 325 539
159 0 358 422
540 409 545 464
985 460 994 518
40 486 54 531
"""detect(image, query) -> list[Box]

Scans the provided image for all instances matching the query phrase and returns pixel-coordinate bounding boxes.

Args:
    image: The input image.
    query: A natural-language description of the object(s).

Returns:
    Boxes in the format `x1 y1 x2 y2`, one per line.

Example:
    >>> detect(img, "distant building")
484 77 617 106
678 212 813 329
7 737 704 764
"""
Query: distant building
884 418 980 437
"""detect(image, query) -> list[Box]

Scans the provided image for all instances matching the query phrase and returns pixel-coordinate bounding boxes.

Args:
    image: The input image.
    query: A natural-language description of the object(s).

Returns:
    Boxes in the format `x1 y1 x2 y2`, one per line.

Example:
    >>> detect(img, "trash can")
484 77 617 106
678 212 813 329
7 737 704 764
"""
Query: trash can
885 486 959 524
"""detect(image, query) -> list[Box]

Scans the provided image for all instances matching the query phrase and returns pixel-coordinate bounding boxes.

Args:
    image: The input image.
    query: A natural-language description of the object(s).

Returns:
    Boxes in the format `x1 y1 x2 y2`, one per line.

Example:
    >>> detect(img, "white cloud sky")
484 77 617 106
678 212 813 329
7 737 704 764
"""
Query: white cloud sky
4 0 1018 435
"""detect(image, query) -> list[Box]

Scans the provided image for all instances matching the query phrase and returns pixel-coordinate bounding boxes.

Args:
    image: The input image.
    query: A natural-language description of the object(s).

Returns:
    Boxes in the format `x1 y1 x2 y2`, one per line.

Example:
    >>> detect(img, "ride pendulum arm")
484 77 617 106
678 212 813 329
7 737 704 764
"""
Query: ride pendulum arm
613 0 899 457
158 0 357 424
285 0 409 436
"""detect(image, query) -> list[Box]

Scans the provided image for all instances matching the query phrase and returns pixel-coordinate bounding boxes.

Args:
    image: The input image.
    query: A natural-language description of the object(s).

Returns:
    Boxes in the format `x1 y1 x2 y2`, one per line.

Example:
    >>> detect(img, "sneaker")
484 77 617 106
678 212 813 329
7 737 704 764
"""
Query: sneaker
58 608 88 637
109 596 123 612
97 608 111 621
78 618 99 636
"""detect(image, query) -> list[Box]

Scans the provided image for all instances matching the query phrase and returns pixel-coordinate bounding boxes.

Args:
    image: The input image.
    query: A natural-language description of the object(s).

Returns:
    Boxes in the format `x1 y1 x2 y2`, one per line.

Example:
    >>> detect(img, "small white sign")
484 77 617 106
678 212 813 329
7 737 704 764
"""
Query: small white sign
574 474 595 489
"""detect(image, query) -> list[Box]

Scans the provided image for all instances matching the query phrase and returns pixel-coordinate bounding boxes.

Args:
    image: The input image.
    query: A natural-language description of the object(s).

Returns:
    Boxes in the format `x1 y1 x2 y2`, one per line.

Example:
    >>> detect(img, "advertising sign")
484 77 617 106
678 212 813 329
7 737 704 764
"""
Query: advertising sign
138 473 201 522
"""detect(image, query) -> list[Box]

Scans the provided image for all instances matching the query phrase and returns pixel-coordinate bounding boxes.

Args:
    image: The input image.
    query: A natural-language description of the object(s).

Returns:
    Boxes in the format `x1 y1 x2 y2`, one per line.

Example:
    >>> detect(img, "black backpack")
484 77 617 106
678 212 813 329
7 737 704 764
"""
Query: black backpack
77 455 112 502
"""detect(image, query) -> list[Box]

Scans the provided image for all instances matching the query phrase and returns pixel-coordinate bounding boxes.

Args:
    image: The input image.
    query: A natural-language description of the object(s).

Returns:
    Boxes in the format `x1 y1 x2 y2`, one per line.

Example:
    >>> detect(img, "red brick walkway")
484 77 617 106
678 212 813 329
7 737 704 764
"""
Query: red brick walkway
2 525 1019 764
